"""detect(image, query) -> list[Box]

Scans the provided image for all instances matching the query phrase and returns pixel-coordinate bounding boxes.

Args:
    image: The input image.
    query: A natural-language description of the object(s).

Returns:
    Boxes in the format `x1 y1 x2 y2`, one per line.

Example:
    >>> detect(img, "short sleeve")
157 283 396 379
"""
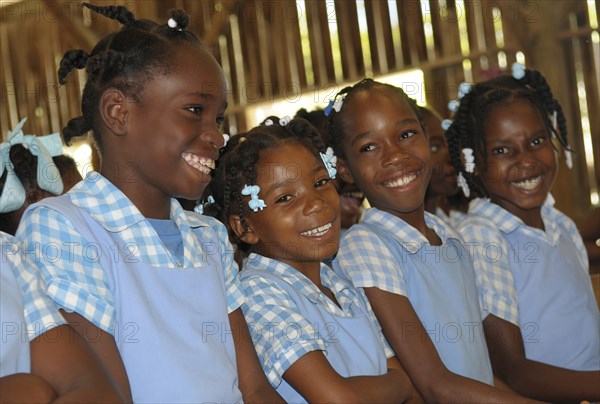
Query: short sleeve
337 227 408 297
16 205 115 336
458 222 519 325
212 221 245 313
240 275 326 387
558 213 589 272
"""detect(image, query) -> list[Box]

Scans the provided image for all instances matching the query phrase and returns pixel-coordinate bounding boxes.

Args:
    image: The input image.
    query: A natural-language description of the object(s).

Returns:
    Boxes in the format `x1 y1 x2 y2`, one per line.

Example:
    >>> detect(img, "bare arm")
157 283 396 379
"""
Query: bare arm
29 324 125 403
61 311 132 402
0 373 56 402
229 308 284 403
484 314 600 402
364 287 542 403
283 350 414 403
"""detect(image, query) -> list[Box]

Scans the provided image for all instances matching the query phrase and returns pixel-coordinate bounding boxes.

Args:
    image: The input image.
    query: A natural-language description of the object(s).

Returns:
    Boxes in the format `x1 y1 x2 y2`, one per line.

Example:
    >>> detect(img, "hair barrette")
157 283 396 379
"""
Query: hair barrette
511 62 526 80
565 150 573 170
324 94 346 117
264 119 273 126
194 195 216 215
241 184 266 212
0 117 64 213
457 172 470 198
441 119 453 131
279 116 291 126
462 147 475 173
222 134 229 147
458 82 472 99
448 100 460 113
320 147 337 179
168 18 182 31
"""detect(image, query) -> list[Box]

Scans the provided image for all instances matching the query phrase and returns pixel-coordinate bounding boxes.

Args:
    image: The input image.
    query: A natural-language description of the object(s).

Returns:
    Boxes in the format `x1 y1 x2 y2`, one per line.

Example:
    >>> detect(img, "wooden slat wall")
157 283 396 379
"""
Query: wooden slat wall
1 0 598 216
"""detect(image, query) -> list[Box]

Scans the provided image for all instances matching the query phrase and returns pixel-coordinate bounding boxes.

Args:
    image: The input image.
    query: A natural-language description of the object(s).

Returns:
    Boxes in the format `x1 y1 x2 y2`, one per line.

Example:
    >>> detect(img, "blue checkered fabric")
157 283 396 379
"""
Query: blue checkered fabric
2 232 65 341
239 253 392 386
457 195 588 325
16 172 244 336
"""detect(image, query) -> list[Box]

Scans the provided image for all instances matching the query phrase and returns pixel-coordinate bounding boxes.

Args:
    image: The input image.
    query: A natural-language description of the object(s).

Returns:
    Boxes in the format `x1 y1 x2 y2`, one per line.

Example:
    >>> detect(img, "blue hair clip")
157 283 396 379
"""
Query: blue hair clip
441 119 453 131
511 62 526 80
241 184 266 212
324 94 346 117
458 82 472 99
320 147 337 179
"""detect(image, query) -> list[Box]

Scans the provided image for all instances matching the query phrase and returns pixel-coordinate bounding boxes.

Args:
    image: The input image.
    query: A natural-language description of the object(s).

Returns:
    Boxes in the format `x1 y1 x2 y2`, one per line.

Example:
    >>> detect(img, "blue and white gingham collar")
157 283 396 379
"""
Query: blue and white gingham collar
361 207 461 254
245 253 356 313
69 171 208 232
469 195 560 242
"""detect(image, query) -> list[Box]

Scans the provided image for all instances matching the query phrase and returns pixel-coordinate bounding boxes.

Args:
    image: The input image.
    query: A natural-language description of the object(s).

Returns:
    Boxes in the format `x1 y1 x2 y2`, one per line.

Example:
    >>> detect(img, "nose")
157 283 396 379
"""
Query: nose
382 142 408 167
303 191 327 216
200 126 225 151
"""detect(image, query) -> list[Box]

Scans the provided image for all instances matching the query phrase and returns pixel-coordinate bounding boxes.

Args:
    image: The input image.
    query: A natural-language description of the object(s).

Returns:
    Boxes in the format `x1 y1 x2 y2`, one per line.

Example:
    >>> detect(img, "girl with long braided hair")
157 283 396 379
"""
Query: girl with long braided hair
446 63 600 401
16 3 282 402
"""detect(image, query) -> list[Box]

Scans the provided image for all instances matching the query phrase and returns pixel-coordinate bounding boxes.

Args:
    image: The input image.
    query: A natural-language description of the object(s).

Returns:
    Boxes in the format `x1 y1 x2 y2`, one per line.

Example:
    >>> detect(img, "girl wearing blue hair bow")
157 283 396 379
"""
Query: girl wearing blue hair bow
209 116 421 403
445 63 600 401
0 118 69 235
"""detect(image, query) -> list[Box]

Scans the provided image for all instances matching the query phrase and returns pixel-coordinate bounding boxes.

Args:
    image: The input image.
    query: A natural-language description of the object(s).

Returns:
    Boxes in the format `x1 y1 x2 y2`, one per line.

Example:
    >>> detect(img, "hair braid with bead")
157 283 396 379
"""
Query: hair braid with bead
445 68 570 198
57 3 202 150
326 79 423 159
210 116 328 253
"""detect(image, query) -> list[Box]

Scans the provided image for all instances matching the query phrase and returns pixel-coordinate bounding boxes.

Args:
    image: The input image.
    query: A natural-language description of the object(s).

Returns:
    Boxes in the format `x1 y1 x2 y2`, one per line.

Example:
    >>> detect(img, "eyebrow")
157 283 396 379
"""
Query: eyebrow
351 118 420 146
264 163 325 195
184 92 228 109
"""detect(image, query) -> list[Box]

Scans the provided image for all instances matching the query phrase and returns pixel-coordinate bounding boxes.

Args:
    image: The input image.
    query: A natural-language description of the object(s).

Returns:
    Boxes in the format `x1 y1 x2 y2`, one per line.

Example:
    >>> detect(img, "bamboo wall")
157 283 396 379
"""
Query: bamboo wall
1 0 599 218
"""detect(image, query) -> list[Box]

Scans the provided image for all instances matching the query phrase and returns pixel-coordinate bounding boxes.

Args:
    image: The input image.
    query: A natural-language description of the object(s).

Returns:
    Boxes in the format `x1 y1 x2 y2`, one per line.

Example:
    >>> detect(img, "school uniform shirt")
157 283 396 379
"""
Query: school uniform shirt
240 253 393 403
337 208 494 384
435 207 467 230
458 196 600 371
1 232 65 377
16 172 246 403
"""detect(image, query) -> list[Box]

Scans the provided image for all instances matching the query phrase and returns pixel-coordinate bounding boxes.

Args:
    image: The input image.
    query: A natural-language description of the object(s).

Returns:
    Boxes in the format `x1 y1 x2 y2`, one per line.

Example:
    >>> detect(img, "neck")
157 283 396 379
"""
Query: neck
100 160 172 219
520 209 545 230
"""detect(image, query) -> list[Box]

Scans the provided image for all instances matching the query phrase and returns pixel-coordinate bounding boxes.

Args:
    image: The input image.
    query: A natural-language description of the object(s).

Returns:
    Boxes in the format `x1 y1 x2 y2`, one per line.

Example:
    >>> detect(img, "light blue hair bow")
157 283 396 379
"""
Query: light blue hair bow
0 117 64 213
241 184 266 212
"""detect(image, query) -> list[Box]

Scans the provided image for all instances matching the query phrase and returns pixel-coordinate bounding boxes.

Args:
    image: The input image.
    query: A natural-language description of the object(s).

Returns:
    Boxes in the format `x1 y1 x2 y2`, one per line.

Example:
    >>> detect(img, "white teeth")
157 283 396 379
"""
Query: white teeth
384 173 417 188
182 153 215 174
301 222 332 237
342 192 364 199
513 175 542 190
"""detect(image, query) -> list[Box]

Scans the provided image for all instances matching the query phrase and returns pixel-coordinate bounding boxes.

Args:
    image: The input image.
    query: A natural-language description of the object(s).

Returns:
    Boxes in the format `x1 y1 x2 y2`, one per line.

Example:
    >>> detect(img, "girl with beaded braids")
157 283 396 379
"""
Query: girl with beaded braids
16 4 283 403
209 116 421 403
445 63 600 401
325 78 539 403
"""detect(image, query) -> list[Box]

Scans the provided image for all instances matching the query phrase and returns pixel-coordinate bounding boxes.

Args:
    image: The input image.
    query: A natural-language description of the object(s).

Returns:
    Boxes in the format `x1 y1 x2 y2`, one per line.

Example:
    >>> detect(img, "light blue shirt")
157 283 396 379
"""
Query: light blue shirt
16 172 245 402
1 231 65 377
337 208 494 384
459 196 600 370
240 253 392 402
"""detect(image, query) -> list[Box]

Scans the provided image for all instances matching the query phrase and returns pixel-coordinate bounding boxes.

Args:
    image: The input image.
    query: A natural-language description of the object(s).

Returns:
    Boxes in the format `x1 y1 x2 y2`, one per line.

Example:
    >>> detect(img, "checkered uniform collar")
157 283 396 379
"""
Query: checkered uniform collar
245 253 356 312
361 207 460 254
469 195 559 241
70 171 208 232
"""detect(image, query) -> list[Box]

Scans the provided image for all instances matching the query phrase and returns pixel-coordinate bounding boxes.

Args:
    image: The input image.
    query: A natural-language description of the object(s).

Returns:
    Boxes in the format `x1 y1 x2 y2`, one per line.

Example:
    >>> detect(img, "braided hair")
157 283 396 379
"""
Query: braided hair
445 69 570 198
57 3 201 150
210 116 327 252
325 78 423 159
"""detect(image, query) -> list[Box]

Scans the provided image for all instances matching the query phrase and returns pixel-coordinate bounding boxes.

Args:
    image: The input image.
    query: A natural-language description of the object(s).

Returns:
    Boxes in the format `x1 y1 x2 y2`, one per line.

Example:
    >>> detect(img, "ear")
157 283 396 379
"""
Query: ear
336 158 355 184
99 88 128 136
228 214 259 245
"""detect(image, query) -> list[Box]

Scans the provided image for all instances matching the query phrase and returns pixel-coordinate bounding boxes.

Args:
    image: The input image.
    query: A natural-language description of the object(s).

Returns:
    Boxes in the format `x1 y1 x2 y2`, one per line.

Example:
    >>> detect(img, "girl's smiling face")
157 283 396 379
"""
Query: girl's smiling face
480 98 557 220
242 142 341 273
339 87 431 219
115 43 227 211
